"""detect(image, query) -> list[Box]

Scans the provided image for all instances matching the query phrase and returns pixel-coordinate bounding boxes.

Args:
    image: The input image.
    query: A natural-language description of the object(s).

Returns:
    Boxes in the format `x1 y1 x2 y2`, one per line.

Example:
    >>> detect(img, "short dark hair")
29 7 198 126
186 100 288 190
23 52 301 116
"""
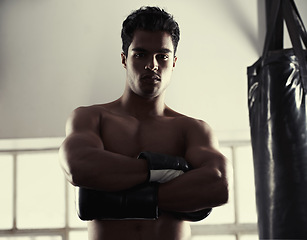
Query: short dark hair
121 6 180 56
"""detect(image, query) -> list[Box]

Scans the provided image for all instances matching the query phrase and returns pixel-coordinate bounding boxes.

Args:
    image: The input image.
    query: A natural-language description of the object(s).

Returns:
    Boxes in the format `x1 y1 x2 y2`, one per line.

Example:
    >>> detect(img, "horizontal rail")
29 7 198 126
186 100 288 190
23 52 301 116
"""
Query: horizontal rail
0 140 251 153
191 223 258 236
0 227 87 237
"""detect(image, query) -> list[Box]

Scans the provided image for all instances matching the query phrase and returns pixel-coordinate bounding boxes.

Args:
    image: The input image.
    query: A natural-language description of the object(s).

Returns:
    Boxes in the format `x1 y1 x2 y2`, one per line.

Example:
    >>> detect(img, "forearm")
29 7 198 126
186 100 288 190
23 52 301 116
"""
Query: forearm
74 150 147 191
157 167 228 212
59 136 148 192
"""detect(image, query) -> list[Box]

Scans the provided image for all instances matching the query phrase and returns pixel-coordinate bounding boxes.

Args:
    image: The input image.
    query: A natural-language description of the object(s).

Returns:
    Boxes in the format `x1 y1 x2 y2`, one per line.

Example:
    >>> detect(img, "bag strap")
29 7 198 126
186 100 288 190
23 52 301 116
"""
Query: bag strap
265 0 284 51
283 0 307 90
289 0 307 48
262 0 282 57
262 0 307 90
262 0 307 55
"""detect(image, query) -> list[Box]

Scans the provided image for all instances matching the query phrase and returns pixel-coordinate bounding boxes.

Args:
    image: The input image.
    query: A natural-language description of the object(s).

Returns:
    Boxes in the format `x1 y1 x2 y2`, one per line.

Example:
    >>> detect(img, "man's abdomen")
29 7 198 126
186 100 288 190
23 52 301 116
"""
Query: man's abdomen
87 212 191 240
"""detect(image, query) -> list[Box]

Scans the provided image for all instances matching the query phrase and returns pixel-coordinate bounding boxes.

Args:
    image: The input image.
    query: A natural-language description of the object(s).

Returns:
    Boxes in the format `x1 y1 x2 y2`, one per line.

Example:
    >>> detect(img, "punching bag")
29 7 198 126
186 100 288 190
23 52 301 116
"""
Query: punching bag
247 0 307 238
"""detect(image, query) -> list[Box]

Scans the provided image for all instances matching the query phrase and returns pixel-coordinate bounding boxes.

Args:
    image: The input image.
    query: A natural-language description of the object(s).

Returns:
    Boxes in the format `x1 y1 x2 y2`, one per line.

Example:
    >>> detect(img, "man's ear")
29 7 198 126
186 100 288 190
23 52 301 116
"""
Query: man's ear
121 52 127 69
173 56 178 69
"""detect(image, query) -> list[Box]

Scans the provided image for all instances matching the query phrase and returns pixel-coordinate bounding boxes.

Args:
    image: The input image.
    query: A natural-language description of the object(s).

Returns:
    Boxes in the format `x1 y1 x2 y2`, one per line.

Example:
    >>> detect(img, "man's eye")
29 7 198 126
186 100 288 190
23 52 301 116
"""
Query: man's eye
134 53 145 58
158 54 169 60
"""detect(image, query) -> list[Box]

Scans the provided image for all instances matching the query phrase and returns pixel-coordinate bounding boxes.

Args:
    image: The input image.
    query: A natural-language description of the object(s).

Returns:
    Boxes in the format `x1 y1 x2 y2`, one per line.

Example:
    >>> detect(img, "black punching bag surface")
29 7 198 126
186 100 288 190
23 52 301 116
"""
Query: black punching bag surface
247 0 307 239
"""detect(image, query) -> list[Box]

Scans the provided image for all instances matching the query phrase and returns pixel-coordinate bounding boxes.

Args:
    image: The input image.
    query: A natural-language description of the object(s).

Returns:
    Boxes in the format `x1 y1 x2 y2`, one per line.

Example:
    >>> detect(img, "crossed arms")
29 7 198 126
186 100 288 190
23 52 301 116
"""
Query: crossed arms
59 107 229 214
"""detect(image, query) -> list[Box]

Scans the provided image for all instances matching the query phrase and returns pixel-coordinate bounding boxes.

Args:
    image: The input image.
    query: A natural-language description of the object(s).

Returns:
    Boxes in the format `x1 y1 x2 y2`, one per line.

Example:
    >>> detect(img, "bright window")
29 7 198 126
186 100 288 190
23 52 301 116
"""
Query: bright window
0 237 62 240
236 146 257 223
192 236 236 240
0 154 13 230
17 152 65 229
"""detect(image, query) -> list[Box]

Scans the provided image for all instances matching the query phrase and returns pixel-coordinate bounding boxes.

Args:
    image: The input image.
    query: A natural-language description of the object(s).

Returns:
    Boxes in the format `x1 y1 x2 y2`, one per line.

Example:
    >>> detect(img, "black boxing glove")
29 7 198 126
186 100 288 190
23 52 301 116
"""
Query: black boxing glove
75 183 159 220
138 151 190 183
172 208 212 222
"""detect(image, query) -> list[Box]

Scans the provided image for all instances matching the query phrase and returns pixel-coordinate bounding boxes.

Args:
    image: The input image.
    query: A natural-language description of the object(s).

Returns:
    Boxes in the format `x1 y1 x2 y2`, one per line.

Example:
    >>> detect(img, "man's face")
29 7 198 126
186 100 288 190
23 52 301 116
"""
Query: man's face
122 30 177 98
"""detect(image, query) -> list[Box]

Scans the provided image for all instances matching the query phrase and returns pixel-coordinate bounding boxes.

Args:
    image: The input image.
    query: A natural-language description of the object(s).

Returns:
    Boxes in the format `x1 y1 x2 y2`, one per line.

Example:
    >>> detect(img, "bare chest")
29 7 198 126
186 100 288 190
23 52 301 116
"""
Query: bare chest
100 115 186 158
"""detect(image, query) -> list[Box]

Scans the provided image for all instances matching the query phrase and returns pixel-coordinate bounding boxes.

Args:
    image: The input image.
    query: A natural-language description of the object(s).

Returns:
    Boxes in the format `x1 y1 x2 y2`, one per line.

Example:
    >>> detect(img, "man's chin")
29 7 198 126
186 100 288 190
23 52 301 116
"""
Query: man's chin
137 87 161 99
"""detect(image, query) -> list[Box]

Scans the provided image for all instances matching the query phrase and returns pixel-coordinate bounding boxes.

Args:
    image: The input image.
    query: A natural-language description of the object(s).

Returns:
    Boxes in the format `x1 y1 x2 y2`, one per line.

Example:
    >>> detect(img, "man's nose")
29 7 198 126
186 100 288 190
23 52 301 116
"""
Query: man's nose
145 56 158 71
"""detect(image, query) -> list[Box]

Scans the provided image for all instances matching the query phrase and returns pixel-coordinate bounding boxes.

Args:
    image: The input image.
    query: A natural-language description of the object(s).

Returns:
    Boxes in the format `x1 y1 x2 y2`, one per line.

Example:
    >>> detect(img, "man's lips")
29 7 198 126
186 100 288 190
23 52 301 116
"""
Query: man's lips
141 74 161 81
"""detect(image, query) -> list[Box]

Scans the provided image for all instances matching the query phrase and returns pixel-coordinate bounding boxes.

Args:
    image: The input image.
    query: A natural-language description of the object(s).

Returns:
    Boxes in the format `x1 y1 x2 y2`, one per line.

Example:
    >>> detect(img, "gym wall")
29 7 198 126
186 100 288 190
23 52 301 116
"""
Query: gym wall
1 0 306 139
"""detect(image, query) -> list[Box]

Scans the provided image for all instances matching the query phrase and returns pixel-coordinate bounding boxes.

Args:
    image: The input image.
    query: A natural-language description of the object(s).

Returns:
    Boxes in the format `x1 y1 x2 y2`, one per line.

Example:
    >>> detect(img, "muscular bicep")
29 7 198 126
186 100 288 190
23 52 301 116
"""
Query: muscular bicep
61 131 103 161
183 119 228 203
63 107 103 152
59 107 104 180
184 119 225 171
65 107 102 141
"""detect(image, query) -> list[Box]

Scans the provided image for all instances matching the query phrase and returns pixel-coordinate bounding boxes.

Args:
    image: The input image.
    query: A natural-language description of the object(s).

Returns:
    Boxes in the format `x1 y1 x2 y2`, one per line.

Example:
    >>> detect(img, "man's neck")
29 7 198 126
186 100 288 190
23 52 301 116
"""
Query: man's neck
119 90 166 119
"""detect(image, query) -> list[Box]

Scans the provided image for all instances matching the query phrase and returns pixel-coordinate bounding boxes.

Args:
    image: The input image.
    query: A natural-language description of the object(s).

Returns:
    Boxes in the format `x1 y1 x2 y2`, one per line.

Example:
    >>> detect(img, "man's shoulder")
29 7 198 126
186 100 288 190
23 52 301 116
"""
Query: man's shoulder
66 103 112 128
166 109 210 131
180 116 211 133
167 111 214 140
66 103 118 133
72 102 117 117
165 111 213 141
178 116 217 148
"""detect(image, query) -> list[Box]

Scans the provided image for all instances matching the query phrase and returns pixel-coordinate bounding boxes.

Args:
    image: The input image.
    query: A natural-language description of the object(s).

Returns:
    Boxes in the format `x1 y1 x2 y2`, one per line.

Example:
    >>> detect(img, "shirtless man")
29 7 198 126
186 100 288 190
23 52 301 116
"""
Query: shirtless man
59 6 228 240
